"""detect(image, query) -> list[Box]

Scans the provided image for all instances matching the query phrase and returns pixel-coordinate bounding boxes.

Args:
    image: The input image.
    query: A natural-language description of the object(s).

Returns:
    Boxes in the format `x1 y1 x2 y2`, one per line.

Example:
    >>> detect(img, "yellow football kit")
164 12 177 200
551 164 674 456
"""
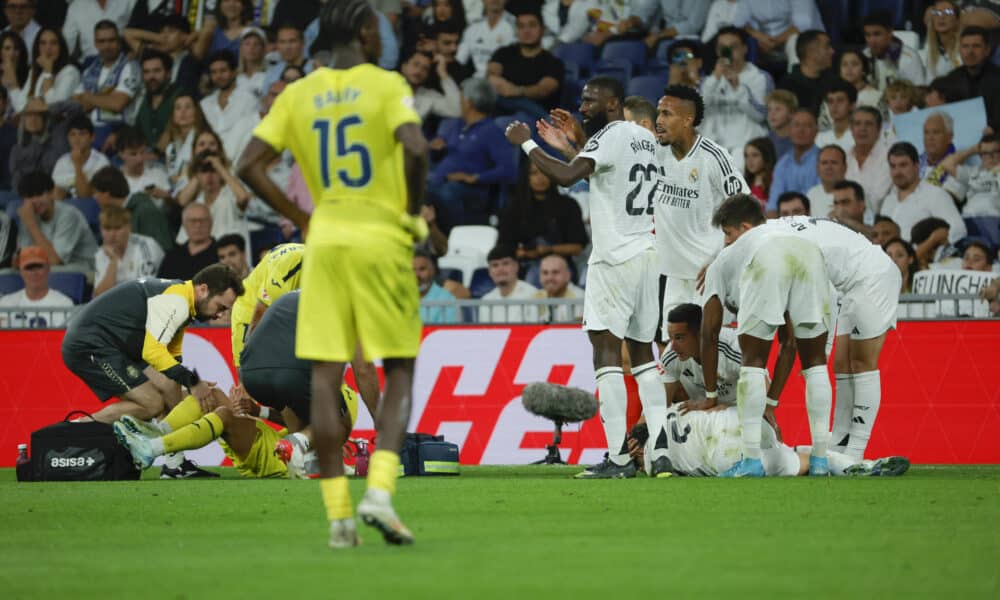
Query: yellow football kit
230 243 305 367
252 64 423 362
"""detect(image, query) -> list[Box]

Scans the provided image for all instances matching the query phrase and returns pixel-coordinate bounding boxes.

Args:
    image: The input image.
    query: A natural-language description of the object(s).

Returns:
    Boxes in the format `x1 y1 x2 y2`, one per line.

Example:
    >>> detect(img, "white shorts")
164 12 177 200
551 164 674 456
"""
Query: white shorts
837 262 901 340
583 248 660 342
660 276 700 340
737 237 832 340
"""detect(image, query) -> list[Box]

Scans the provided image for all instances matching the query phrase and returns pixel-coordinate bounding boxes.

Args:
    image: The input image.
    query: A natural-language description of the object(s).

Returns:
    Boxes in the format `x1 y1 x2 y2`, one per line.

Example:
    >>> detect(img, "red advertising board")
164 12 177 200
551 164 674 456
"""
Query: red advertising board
1 322 999 466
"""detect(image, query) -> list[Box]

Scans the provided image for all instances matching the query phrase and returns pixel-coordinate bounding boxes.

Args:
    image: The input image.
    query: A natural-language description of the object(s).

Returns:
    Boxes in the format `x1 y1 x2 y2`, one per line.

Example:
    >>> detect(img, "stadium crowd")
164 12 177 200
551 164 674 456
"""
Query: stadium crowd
1 0 1000 327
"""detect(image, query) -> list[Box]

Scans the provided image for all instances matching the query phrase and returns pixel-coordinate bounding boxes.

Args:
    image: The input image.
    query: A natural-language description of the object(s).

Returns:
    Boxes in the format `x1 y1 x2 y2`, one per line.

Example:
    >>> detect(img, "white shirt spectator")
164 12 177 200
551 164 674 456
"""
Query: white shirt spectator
881 181 967 243
631 0 710 37
0 289 74 328
920 43 961 81
457 13 516 78
125 163 171 208
94 232 164 286
846 138 893 213
815 127 854 153
806 182 834 217
200 89 260 163
63 0 136 60
237 71 267 100
414 76 462 120
9 65 81 113
51 149 111 197
700 63 772 165
947 164 1000 217
74 59 141 128
478 280 540 323
864 41 926 91
176 187 250 248
702 0 742 42
534 282 585 323
543 0 599 45
732 0 822 38
165 129 195 185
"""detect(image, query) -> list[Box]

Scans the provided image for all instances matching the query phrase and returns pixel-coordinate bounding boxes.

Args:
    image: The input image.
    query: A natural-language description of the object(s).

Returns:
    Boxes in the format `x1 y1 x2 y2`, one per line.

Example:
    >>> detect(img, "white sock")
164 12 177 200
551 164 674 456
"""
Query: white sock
595 366 629 465
826 450 856 476
832 373 854 451
150 438 165 456
847 370 881 461
291 431 311 450
802 365 833 458
164 451 185 468
737 367 768 460
632 361 668 461
152 418 171 434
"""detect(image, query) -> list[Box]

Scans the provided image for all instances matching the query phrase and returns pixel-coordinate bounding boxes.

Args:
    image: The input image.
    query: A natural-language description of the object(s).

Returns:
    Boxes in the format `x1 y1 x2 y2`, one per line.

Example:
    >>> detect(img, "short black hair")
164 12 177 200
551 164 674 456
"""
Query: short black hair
586 75 625 104
670 38 702 61
825 77 858 104
960 25 991 45
874 214 899 228
862 10 893 30
192 263 245 297
819 144 847 163
140 47 173 73
487 244 517 262
853 105 883 129
316 0 375 51
716 25 748 46
795 29 827 61
216 233 246 253
90 166 129 198
712 193 766 228
115 125 146 151
666 303 702 332
67 114 94 134
413 247 438 271
964 239 994 260
17 171 55 198
927 76 963 104
160 14 192 34
777 191 811 213
888 141 919 164
206 49 237 70
833 179 865 203
94 19 119 35
662 84 705 126
910 217 950 245
432 20 463 38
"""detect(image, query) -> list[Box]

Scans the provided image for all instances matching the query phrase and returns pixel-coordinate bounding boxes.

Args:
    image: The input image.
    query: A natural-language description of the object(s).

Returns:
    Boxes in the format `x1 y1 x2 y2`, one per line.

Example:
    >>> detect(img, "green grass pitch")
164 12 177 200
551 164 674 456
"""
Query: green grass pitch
2 466 999 599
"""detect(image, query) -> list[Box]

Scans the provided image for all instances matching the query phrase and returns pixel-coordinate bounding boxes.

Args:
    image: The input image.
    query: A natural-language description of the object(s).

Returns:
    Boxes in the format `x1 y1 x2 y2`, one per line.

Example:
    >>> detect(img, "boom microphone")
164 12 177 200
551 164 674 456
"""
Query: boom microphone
522 382 598 424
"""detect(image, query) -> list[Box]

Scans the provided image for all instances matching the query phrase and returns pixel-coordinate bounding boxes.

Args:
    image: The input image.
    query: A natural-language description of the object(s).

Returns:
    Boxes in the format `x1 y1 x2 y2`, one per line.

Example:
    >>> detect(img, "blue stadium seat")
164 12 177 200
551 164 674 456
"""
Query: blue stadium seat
553 42 597 78
818 0 850 49
250 225 285 259
0 272 23 295
439 267 463 284
5 197 22 222
992 45 1000 67
65 197 101 239
593 58 630 86
48 272 87 304
524 262 541 288
600 39 647 75
963 216 1000 249
858 0 906 28
627 74 669 106
469 267 495 298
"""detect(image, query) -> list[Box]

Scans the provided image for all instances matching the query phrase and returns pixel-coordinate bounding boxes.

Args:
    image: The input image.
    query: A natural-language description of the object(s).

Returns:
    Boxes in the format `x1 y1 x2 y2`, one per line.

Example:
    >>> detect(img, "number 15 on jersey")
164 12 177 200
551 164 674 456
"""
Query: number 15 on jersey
312 116 372 189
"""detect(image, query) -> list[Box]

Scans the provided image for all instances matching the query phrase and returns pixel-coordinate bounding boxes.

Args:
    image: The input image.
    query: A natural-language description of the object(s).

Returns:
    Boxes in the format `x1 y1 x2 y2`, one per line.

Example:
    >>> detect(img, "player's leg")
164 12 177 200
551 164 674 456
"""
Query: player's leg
797 331 833 475
351 345 381 416
92 380 166 423
720 327 772 477
578 329 637 479
844 332 888 460
115 390 231 467
831 332 854 452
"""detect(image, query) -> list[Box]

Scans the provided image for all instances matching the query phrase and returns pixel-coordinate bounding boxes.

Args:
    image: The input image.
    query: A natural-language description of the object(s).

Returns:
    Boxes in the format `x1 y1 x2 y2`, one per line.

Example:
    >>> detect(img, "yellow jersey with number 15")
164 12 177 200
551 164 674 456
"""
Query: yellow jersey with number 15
252 64 421 248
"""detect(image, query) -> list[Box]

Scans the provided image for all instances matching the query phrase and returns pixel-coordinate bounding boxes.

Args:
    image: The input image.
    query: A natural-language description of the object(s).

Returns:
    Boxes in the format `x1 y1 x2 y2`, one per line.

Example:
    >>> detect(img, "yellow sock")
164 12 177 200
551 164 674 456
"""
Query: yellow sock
366 450 400 496
320 477 353 521
163 395 204 432
161 412 224 454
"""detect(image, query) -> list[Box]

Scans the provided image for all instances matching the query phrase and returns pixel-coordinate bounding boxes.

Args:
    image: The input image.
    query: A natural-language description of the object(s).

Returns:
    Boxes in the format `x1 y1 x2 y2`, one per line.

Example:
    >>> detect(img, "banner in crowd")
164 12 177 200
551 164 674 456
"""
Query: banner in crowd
894 97 988 163
912 270 995 317
2 322 1000 467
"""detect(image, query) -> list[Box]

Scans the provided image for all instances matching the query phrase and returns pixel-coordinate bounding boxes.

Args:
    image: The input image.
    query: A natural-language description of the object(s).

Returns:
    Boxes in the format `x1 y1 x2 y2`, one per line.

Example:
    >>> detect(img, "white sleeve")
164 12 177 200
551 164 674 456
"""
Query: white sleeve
146 294 191 345
45 66 81 104
542 0 561 35
94 249 109 284
62 6 80 56
577 121 621 169
660 348 681 383
706 141 750 205
716 331 743 385
114 62 141 98
51 155 75 189
433 77 463 118
560 0 598 44
934 189 967 242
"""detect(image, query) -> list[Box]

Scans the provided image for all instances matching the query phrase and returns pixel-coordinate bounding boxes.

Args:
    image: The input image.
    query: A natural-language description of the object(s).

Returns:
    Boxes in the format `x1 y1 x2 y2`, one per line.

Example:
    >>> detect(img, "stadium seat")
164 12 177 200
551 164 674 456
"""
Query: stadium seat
593 58 630 86
0 272 23 295
250 225 285 259
992 45 1000 67
438 267 463 284
524 262 541 288
600 39 647 75
65 197 101 238
5 197 22 222
438 225 498 287
469 267 495 298
858 0 906 28
552 42 597 78
627 74 669 106
963 216 1000 249
818 0 849 49
48 272 87 304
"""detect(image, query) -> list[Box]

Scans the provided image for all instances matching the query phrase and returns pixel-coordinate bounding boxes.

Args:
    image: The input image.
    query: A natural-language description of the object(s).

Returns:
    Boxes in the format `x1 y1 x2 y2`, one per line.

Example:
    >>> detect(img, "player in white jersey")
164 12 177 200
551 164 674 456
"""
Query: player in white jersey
652 85 750 338
762 215 901 461
660 303 743 408
701 194 833 477
505 77 671 479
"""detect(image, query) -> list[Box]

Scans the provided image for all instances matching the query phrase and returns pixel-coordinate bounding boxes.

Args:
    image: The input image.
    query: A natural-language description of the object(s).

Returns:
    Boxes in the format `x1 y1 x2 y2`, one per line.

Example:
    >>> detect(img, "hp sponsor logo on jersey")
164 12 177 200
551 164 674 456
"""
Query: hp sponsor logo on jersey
723 175 743 196
50 456 96 468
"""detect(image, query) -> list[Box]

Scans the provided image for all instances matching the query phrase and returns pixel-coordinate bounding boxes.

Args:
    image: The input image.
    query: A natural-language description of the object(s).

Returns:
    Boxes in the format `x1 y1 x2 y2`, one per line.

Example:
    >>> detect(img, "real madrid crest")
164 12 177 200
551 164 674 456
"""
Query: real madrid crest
126 365 140 379
689 168 698 183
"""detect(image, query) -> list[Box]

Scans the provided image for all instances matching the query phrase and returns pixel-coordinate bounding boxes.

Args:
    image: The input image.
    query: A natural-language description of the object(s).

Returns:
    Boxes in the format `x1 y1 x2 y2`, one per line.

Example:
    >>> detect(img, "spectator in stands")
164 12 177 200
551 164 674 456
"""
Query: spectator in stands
700 26 770 165
881 141 966 245
621 0 709 49
838 48 881 110
116 125 171 207
816 79 856 151
261 24 309 95
0 87 17 191
534 252 583 323
14 171 97 272
63 0 133 61
862 10 926 92
937 132 1000 216
13 28 79 113
192 0 255 61
487 11 563 119
92 205 164 297
175 145 250 246
401 50 462 120
458 0 515 78
702 0 741 42
777 191 809 217
0 208 17 267
941 26 1000 129
0 30 30 106
872 214 901 246
883 237 918 293
133 49 182 153
923 1 963 80
734 0 823 77
8 97 67 192
542 0 599 46
0 246 73 327
478 244 538 323
911 216 960 269
200 50 259 163
743 137 775 208
431 21 474 85
123 15 201 94
806 144 847 217
831 179 873 238
765 89 796 159
921 112 957 185
215 232 250 279
666 38 703 89
846 106 893 213
91 165 172 253
50 114 109 200
767 108 819 214
236 27 268 100
160 93 208 186
779 30 836 116
924 76 963 107
962 240 994 272
72 20 140 150
3 0 40 61
157 202 217 280
498 159 587 263
884 79 918 130
426 77 518 232
414 248 459 324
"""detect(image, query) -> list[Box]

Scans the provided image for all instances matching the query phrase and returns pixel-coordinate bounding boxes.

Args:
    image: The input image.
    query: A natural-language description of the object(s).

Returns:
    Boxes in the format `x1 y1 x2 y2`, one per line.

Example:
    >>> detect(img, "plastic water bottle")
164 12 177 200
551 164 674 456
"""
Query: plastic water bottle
15 444 31 482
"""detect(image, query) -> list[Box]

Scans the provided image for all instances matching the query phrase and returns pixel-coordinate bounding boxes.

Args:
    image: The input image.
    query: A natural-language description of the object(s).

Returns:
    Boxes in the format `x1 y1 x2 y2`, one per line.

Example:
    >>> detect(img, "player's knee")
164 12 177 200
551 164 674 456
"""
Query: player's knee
214 405 235 428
